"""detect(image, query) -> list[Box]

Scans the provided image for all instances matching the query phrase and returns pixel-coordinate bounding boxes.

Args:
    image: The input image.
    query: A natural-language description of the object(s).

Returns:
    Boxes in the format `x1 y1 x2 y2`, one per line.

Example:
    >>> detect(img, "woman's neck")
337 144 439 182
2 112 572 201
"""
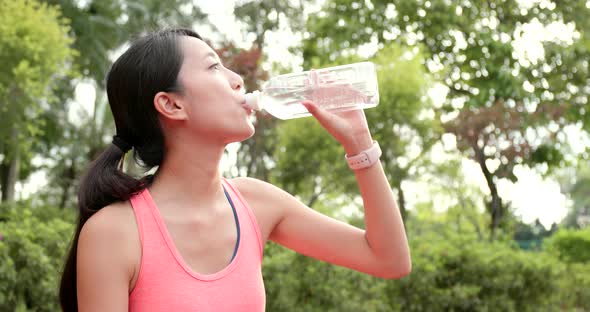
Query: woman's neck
147 136 227 215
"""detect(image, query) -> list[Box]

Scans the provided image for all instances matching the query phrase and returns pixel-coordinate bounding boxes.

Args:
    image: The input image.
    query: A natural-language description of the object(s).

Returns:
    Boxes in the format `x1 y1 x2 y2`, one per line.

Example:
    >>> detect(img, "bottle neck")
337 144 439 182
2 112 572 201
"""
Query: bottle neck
244 90 262 111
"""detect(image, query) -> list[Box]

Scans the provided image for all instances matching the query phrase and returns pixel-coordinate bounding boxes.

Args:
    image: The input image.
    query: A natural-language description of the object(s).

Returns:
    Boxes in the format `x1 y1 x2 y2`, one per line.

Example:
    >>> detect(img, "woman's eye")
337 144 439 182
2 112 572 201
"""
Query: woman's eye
209 63 221 70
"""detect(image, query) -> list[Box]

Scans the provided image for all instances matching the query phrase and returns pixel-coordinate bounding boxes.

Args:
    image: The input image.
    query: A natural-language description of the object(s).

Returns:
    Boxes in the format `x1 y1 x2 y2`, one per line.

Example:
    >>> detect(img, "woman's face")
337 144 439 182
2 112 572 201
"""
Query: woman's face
172 36 254 143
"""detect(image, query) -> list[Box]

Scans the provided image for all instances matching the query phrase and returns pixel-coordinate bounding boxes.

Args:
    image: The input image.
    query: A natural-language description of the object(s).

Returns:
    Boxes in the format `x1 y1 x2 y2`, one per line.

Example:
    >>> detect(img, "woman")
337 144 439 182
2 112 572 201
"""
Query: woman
59 27 411 311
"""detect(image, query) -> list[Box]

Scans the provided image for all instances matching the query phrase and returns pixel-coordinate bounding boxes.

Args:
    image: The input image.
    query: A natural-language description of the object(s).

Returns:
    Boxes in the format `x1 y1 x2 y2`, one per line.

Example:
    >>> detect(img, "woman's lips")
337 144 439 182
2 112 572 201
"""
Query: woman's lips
240 99 253 114
241 103 252 115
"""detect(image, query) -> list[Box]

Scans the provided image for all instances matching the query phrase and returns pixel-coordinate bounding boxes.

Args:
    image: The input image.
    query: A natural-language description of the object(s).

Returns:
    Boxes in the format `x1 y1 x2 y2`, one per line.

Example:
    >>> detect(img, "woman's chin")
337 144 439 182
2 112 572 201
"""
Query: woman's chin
241 126 256 141
226 126 255 144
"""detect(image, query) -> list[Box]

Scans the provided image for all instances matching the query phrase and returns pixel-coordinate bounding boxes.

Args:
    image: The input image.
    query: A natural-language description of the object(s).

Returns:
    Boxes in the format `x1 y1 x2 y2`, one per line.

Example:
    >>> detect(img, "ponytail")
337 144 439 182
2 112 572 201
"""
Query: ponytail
59 143 147 312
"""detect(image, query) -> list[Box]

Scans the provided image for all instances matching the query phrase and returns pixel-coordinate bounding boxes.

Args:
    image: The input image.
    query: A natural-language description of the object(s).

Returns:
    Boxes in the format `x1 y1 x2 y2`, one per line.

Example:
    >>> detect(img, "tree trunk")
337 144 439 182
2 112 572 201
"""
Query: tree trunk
395 181 407 222
473 144 503 240
306 190 321 209
59 157 77 208
1 127 20 203
0 161 7 202
59 180 69 208
2 151 19 203
306 177 323 209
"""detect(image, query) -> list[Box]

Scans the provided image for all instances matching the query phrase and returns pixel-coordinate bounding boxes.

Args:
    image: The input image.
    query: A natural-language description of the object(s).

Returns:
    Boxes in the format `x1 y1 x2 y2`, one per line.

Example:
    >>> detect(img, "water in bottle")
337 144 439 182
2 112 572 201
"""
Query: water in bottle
244 62 379 120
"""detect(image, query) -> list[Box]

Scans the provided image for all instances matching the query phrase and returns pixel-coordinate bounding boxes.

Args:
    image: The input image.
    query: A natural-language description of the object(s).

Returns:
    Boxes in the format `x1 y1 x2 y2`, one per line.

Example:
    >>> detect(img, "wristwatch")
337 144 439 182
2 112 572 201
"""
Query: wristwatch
345 141 382 170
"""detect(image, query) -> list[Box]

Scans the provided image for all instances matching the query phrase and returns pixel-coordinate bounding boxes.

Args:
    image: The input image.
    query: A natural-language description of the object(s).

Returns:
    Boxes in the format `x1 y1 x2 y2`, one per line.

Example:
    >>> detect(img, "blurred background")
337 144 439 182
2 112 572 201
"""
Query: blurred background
1 0 589 311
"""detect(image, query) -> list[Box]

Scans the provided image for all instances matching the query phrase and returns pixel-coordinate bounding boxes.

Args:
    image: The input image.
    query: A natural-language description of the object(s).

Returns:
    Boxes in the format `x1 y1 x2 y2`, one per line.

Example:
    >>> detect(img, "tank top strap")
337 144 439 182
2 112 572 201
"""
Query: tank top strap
221 178 264 261
128 189 153 256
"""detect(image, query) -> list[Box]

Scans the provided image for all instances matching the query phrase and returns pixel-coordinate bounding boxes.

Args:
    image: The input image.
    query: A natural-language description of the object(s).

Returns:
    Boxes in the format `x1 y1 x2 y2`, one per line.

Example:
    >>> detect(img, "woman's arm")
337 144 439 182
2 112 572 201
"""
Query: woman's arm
238 101 410 279
348 156 411 277
238 173 409 279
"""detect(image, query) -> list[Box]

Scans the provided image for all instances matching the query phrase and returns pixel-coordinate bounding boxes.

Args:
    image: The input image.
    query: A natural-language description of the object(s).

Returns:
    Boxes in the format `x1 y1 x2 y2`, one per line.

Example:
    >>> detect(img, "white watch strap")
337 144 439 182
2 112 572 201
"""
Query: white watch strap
345 141 382 170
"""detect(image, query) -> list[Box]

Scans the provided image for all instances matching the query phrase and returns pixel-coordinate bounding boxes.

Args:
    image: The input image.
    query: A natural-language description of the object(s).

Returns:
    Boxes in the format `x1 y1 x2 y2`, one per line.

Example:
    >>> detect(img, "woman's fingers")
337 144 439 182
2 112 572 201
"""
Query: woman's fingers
302 100 336 128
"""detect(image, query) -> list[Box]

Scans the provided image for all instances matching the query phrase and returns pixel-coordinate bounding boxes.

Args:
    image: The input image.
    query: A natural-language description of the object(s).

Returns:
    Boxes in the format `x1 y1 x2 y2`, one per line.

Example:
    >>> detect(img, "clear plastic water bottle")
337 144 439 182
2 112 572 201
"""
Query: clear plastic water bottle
244 62 379 120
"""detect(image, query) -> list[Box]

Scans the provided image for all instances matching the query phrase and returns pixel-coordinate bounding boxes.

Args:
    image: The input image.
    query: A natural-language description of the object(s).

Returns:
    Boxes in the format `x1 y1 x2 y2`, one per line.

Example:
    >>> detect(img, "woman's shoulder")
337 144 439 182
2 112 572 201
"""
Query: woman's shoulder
227 177 280 196
82 200 137 238
227 177 289 203
228 176 264 190
78 200 140 287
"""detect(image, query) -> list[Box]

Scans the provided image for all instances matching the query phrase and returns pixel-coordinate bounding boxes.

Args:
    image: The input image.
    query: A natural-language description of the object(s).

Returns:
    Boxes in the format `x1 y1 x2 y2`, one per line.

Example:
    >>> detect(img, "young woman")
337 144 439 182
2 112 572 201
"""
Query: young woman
59 27 411 311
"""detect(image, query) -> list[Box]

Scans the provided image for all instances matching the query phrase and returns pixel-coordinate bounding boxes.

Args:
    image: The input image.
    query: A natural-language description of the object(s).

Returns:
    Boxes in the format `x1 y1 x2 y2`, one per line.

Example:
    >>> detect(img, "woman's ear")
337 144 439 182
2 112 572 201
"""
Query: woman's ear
154 92 187 121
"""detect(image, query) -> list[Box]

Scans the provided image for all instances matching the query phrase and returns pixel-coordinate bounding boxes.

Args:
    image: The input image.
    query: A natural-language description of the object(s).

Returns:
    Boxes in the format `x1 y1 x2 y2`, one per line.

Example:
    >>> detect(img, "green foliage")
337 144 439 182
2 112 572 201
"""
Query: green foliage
543 229 590 308
271 117 355 207
234 0 308 47
559 163 590 229
369 44 441 182
0 242 17 310
529 144 565 169
51 0 207 84
263 243 390 312
0 204 75 310
545 228 590 264
555 262 590 309
0 0 77 191
0 0 76 204
303 0 590 236
263 230 588 311
0 0 76 99
271 42 440 217
391 238 557 311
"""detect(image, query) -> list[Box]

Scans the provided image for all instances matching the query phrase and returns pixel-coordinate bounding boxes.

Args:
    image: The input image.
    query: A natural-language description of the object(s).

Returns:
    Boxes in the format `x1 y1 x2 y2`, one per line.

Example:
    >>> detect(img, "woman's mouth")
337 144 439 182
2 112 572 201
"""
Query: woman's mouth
241 104 252 115
240 100 253 114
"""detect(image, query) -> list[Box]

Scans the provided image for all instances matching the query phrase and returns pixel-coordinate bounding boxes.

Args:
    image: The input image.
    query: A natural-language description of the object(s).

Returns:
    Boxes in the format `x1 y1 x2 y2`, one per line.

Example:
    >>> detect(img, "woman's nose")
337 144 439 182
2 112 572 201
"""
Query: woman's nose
229 71 244 92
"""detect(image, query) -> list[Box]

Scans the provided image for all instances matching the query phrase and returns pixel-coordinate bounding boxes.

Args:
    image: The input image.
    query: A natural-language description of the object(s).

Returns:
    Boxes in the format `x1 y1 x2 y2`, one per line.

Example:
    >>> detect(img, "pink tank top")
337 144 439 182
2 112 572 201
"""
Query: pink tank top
128 178 266 311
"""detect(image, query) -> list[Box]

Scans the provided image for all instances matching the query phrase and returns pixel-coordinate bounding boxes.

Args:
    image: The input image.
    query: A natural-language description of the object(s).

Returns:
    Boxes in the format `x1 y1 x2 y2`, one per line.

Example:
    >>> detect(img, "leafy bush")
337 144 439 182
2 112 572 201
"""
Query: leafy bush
263 243 389 312
545 228 590 264
263 233 586 311
544 228 590 310
388 236 562 312
555 262 590 310
0 205 75 311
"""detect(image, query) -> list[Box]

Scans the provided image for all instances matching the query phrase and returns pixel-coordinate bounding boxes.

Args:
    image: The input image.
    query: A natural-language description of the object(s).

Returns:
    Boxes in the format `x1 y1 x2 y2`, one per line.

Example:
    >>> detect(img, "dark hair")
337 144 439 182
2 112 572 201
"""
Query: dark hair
59 27 202 311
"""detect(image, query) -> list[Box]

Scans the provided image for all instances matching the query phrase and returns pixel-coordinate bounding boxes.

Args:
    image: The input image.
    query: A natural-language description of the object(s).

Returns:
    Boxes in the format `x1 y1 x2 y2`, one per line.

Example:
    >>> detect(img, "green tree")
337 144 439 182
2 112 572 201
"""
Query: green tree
271 43 440 218
559 163 590 229
44 0 207 84
234 0 308 48
0 0 76 203
302 0 590 238
368 44 441 219
409 158 489 241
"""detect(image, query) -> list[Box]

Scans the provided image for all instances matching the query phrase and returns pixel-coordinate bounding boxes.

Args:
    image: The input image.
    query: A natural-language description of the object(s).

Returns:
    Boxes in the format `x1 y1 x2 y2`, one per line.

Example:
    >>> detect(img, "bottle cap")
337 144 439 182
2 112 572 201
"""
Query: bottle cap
244 91 261 111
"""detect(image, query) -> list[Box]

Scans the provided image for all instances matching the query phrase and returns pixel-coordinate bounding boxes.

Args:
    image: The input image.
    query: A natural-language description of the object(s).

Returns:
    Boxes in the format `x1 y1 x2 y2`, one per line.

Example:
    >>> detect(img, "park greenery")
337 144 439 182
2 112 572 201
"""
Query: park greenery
0 0 589 310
